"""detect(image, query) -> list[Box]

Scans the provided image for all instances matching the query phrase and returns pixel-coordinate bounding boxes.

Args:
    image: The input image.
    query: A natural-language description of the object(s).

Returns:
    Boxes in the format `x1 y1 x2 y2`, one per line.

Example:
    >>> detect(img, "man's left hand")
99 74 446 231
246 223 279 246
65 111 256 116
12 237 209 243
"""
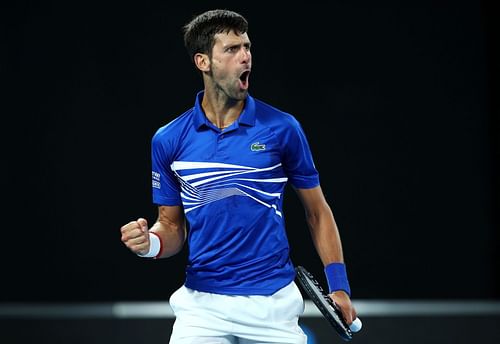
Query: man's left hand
329 290 357 325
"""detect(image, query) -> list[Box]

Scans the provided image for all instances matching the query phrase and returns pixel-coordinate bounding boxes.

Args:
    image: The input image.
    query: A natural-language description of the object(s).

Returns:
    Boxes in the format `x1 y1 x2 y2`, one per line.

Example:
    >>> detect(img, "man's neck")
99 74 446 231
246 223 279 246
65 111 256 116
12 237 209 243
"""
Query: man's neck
201 88 245 129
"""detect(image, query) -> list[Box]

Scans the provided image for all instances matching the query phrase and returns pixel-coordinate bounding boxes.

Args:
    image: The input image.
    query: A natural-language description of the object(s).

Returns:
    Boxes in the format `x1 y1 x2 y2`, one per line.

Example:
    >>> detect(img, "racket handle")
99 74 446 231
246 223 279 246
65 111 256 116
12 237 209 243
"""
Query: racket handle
349 317 362 333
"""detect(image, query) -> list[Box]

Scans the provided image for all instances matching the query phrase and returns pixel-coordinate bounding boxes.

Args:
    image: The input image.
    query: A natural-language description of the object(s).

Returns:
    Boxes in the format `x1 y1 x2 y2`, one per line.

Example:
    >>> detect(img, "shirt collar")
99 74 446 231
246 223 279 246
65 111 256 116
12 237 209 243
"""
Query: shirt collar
193 90 256 131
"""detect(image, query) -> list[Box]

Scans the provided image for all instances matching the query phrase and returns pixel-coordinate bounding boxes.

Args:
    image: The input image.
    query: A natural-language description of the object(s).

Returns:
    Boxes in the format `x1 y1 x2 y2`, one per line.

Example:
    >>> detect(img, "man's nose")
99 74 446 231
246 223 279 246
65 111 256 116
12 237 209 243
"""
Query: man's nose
240 48 251 63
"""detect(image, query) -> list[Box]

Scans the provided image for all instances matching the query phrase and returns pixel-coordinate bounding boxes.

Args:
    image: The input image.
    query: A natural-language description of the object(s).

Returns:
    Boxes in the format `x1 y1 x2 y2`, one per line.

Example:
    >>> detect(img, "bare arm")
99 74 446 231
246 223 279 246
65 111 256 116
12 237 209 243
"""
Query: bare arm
149 205 186 258
295 185 357 323
295 186 344 265
120 205 186 259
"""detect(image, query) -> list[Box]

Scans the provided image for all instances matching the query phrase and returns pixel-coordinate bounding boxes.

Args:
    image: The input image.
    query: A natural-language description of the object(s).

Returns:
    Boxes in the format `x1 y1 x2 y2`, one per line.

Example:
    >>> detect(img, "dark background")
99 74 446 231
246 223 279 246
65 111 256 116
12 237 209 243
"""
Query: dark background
2 0 498 302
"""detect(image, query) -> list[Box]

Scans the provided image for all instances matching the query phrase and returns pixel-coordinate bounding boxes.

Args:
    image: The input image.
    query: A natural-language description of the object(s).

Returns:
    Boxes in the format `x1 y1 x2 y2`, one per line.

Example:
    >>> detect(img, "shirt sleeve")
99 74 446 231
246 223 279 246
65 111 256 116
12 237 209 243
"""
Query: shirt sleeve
281 116 320 189
151 131 183 206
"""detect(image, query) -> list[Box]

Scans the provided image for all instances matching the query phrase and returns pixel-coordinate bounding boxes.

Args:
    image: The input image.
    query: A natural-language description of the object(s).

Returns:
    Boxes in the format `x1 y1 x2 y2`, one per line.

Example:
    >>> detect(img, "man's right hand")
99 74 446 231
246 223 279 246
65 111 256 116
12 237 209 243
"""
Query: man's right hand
120 218 150 255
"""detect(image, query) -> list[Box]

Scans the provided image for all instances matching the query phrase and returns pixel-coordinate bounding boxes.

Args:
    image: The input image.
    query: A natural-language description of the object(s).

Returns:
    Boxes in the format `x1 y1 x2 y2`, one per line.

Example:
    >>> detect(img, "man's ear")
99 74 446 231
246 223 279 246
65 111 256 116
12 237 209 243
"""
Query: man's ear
194 53 210 72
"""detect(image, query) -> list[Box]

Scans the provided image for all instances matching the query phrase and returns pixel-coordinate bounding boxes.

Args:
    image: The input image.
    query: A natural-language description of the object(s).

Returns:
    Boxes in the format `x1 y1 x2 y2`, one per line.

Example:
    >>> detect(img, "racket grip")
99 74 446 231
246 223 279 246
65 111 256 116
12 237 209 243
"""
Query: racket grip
349 317 362 333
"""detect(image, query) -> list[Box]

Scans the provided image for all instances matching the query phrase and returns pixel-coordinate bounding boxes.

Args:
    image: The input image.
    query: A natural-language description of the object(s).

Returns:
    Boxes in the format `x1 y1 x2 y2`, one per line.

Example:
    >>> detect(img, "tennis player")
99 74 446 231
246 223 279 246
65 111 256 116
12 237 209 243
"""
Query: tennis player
120 9 357 343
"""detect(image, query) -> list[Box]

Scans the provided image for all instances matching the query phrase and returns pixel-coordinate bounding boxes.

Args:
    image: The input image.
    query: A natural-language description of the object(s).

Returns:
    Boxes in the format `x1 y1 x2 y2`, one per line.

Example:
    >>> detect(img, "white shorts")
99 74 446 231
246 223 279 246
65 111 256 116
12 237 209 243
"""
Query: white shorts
168 281 307 344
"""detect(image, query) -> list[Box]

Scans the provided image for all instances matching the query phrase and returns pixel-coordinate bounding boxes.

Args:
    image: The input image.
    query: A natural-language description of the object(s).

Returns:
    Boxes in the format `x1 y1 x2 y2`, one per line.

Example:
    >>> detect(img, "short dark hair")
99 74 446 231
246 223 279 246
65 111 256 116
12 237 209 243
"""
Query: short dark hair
183 9 248 61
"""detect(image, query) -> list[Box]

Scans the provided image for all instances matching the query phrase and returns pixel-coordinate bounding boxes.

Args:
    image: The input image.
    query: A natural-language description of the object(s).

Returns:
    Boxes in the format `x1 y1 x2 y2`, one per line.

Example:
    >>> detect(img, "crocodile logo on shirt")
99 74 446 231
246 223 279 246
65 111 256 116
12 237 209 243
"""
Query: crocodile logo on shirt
250 142 266 151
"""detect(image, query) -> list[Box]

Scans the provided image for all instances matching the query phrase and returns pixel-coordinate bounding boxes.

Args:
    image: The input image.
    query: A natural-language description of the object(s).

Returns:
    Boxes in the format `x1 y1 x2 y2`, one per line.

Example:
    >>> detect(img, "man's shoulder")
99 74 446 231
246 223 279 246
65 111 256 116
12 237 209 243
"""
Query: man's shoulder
153 107 195 139
252 97 301 132
253 97 297 125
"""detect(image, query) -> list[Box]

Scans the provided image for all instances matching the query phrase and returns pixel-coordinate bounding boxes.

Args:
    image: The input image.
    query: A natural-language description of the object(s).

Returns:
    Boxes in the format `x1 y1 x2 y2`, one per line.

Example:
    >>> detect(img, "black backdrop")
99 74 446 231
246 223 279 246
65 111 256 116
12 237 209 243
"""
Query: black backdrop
2 0 498 302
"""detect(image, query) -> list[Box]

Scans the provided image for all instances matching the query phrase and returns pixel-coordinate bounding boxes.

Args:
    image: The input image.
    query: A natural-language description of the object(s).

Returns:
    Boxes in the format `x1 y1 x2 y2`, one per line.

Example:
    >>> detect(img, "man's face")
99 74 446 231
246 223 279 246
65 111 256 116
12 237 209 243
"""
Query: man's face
208 31 252 100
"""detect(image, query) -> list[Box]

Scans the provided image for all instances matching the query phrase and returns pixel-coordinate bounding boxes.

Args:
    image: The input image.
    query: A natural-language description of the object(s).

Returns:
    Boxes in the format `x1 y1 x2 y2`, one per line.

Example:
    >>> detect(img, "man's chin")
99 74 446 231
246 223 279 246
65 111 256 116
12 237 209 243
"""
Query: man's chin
225 87 248 101
236 89 249 100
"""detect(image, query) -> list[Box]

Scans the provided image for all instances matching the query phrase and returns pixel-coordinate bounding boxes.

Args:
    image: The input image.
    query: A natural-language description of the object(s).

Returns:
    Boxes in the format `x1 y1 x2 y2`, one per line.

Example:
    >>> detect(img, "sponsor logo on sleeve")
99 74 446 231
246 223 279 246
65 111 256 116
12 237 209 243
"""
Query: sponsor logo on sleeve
152 171 161 189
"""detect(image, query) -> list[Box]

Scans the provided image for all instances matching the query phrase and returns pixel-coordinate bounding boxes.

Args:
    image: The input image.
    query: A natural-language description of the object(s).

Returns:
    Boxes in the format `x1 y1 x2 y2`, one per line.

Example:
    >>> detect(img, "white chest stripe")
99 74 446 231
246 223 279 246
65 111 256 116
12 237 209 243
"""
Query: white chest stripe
171 161 287 216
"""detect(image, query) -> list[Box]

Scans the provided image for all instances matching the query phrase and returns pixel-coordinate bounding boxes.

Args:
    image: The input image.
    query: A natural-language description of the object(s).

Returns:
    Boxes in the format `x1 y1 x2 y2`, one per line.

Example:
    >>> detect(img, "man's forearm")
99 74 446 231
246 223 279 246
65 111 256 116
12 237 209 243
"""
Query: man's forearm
149 219 186 258
307 204 344 266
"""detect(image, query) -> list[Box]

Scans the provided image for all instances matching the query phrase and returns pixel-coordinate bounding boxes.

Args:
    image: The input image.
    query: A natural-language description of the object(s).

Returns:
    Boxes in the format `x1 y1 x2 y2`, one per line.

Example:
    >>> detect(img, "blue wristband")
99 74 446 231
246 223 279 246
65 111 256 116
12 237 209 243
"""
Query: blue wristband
324 262 351 296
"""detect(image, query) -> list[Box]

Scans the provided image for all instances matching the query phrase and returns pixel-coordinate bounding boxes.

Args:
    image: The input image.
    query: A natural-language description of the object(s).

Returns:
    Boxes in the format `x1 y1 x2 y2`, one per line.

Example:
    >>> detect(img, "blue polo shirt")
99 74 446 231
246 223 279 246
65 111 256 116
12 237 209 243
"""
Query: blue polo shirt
151 91 319 295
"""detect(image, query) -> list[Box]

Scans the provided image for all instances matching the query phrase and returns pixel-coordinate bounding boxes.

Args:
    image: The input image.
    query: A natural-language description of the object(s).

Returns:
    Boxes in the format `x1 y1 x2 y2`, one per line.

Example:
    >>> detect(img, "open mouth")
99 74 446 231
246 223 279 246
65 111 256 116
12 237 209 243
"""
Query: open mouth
239 70 250 89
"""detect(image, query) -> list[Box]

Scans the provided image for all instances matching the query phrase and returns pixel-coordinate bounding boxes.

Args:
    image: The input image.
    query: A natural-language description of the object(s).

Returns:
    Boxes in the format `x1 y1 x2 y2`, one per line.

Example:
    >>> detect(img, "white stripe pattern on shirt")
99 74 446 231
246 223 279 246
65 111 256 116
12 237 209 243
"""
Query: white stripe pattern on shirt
170 161 287 216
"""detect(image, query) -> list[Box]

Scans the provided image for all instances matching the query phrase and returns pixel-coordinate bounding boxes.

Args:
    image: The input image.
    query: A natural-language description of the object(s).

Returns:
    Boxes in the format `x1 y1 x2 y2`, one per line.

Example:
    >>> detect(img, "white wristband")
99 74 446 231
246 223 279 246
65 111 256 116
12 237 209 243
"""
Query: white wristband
137 232 161 258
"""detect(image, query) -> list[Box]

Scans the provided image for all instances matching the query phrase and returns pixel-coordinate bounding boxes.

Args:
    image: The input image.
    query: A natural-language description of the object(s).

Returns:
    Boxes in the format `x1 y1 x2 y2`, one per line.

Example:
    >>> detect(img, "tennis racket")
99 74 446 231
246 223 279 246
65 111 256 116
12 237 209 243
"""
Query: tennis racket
295 265 360 341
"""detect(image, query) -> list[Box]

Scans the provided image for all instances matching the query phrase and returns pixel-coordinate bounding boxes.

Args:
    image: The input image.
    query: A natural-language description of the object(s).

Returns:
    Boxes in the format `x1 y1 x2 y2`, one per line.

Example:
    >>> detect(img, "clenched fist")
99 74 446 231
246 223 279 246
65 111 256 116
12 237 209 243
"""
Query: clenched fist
120 218 150 255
